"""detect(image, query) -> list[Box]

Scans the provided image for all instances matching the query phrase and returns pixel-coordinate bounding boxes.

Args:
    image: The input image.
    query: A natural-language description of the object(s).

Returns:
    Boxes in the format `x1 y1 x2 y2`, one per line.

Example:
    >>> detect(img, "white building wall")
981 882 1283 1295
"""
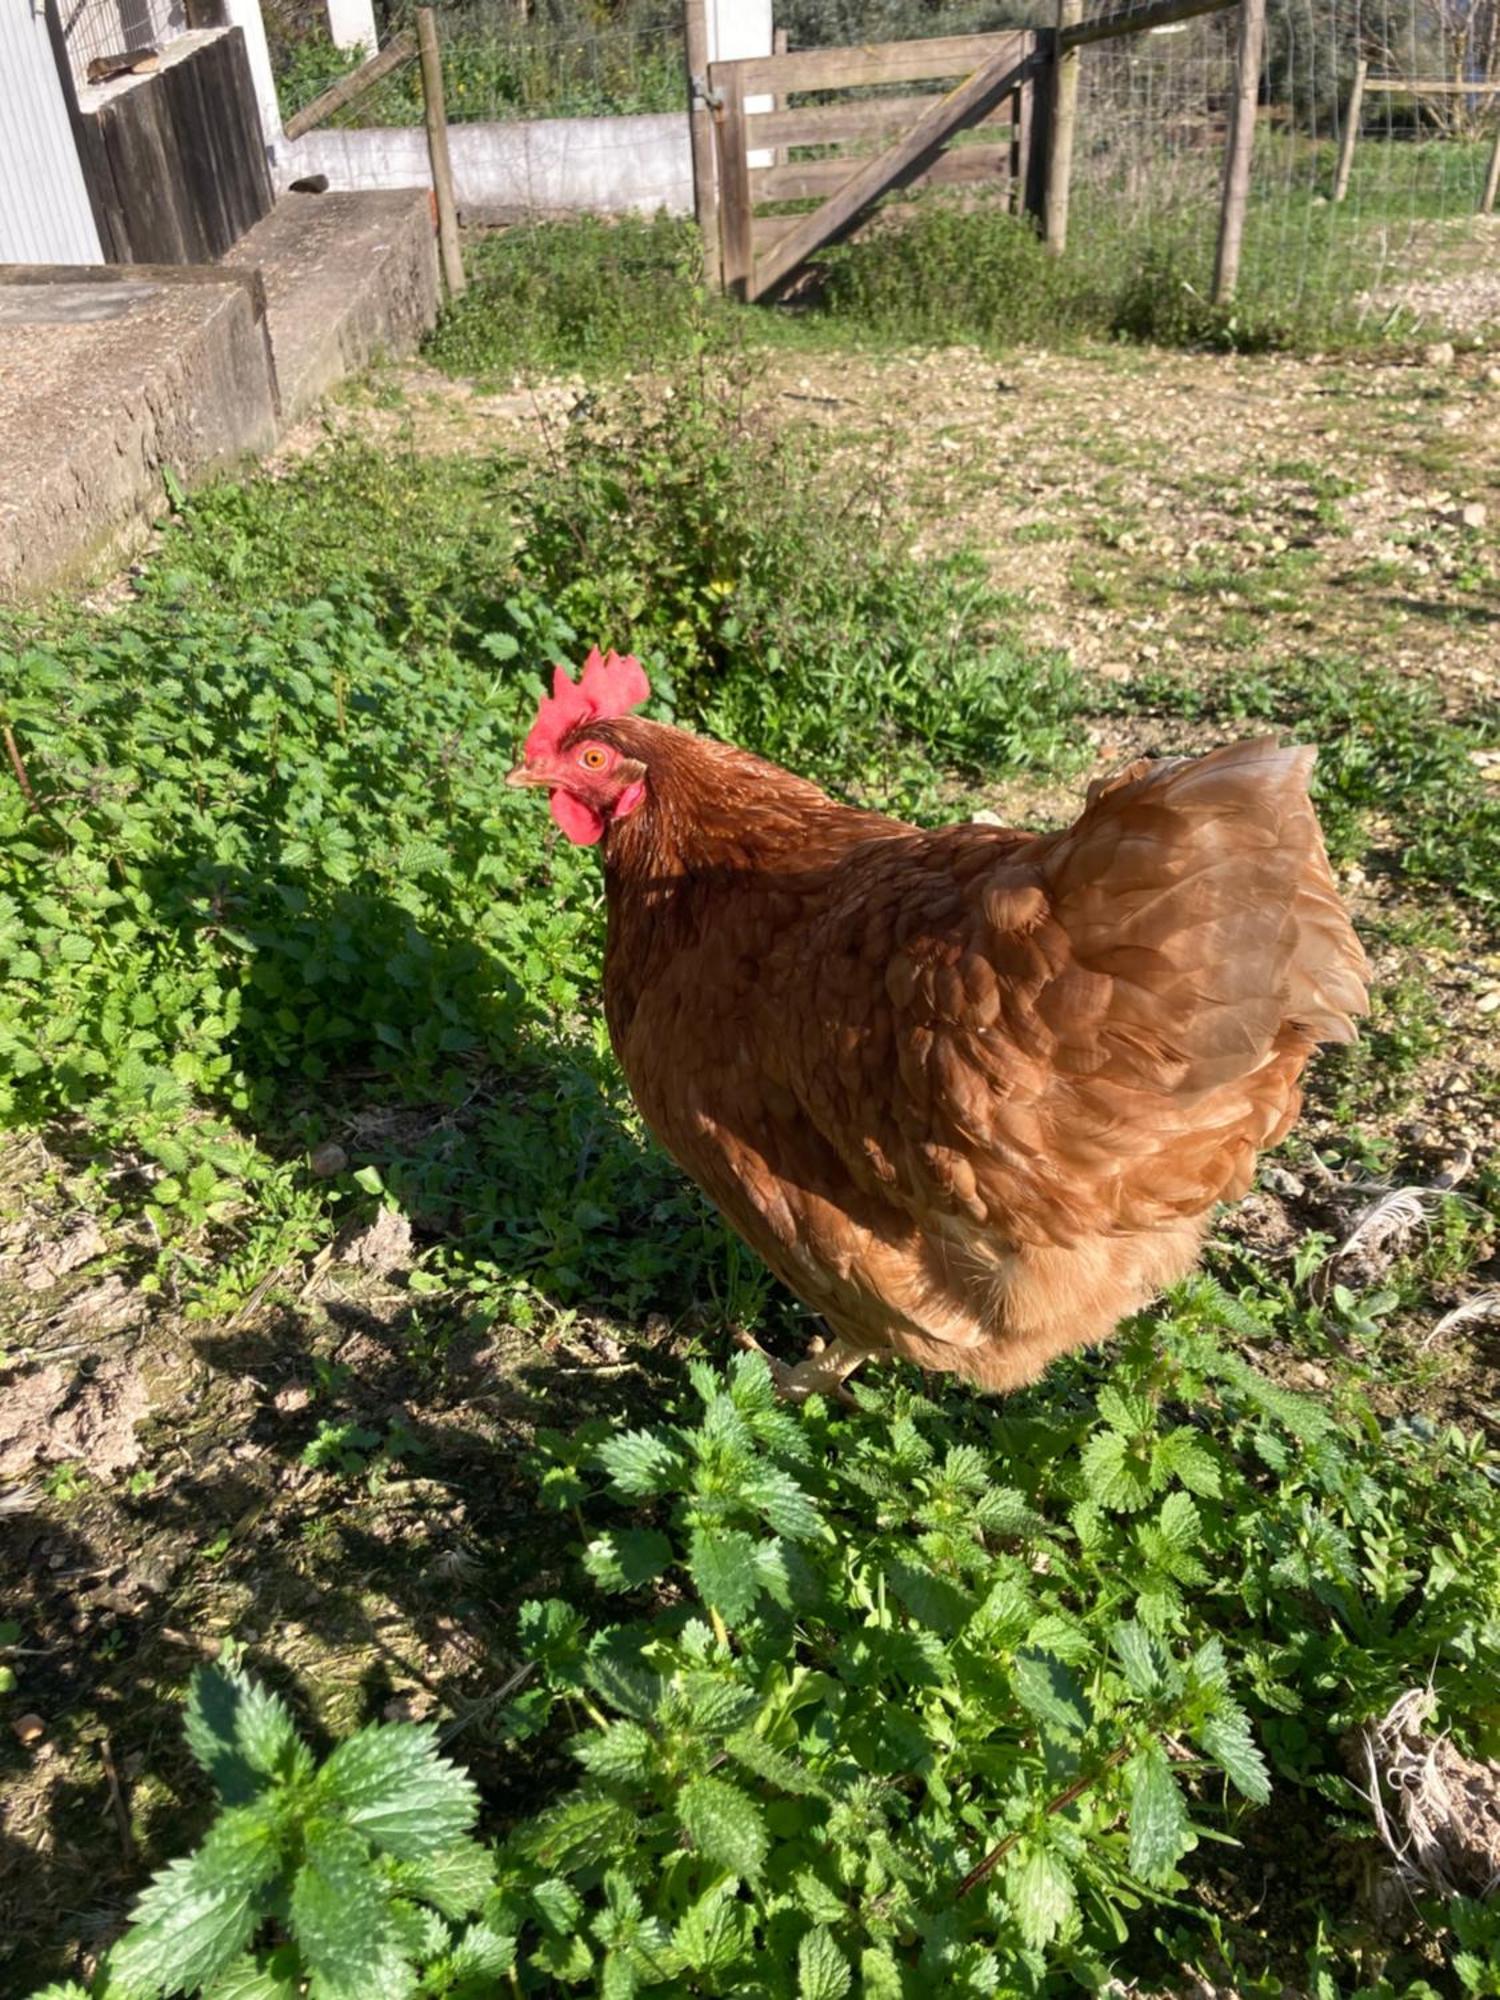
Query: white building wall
0 2 103 264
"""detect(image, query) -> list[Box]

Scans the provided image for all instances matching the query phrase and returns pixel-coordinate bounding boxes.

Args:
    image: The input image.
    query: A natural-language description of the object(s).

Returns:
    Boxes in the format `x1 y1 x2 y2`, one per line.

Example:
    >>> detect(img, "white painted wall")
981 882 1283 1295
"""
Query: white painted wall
222 0 283 146
325 0 377 56
706 0 774 167
0 1 103 263
281 113 694 218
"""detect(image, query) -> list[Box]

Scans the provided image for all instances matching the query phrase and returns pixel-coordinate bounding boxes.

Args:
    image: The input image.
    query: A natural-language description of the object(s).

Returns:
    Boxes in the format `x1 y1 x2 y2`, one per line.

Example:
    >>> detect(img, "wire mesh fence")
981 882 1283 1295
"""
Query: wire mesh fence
274 0 686 126
1062 0 1500 340
59 0 189 92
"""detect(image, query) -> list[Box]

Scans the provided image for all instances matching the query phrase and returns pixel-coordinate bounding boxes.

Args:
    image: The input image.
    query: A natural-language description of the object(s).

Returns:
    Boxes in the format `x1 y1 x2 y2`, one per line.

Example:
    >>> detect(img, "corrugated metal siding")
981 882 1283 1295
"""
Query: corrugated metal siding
0 1 104 263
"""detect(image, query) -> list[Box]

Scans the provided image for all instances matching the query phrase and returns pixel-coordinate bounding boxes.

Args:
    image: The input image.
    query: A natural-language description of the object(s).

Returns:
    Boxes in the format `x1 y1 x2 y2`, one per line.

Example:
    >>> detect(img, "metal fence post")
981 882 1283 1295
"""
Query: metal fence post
1213 0 1267 304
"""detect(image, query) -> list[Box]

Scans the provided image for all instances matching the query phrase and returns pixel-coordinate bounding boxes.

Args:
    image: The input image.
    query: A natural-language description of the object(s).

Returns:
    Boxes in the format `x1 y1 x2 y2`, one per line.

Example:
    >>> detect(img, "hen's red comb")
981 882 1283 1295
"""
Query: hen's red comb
523 647 651 760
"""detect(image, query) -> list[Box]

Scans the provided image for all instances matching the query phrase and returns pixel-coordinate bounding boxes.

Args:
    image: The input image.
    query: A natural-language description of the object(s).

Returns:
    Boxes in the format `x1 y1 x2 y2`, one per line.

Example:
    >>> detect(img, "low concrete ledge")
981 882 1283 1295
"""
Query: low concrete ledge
0 188 438 597
226 187 439 423
0 269 278 598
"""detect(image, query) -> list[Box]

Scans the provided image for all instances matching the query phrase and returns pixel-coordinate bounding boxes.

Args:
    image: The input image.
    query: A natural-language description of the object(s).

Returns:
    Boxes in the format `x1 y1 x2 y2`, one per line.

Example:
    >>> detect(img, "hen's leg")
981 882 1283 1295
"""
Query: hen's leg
733 1327 868 1405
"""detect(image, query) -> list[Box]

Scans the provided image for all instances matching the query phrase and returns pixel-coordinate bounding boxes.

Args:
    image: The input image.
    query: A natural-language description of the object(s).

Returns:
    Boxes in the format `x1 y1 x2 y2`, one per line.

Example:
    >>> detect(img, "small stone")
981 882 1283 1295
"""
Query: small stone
1477 988 1500 1015
1422 340 1455 367
1482 366 1500 390
1460 501 1487 530
12 1713 46 1745
308 1141 348 1178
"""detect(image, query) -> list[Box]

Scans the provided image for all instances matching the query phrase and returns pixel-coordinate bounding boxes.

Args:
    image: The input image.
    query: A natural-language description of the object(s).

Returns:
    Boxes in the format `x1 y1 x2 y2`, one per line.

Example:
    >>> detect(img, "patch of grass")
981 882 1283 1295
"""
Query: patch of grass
427 216 725 381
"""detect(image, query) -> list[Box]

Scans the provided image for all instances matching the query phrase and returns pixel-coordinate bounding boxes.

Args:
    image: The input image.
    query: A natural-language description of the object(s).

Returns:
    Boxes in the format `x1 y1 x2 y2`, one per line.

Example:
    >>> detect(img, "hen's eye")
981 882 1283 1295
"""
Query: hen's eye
579 746 608 771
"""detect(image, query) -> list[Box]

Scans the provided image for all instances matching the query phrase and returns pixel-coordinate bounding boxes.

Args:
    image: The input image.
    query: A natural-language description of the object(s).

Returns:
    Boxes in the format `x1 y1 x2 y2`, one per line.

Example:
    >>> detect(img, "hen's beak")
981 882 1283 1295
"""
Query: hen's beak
505 765 551 789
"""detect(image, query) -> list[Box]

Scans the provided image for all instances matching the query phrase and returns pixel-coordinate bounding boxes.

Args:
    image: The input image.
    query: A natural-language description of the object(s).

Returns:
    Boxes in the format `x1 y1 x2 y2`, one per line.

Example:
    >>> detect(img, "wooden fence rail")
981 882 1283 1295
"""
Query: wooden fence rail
282 29 414 142
1333 69 1500 211
697 0 1279 308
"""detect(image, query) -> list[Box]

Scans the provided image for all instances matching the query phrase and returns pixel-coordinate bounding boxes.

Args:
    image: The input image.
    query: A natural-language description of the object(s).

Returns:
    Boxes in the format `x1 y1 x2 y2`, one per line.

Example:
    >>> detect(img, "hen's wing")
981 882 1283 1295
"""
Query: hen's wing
768 740 1368 1249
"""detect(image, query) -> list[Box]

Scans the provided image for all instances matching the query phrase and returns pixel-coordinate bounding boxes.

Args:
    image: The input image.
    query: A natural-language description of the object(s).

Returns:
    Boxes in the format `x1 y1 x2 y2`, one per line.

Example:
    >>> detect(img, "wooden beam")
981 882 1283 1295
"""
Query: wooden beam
1045 0 1083 253
282 27 414 140
1332 58 1366 202
752 214 800 253
416 8 464 297
746 91 1013 150
1061 0 1235 49
683 0 720 289
713 63 753 299
1363 76 1500 92
712 31 1025 96
747 41 1037 301
1481 120 1500 215
1212 0 1266 304
751 140 1015 203
1009 79 1028 212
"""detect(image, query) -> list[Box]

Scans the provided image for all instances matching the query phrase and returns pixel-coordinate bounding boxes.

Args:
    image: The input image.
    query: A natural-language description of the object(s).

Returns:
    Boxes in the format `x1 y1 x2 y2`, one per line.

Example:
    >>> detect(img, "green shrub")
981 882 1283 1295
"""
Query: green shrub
514 366 1080 806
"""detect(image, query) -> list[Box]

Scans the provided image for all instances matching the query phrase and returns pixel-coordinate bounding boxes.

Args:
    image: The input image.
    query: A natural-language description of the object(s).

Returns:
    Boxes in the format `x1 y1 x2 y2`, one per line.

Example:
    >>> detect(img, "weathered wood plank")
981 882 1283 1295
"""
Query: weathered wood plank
746 90 1013 148
168 31 231 256
1045 0 1083 252
1364 77 1500 93
282 28 415 140
751 141 1014 203
711 30 1026 97
752 214 801 252
97 76 197 262
1212 0 1266 303
683 0 720 285
1009 77 1030 211
1061 0 1235 47
1332 57 1366 203
749 40 1037 301
714 64 754 298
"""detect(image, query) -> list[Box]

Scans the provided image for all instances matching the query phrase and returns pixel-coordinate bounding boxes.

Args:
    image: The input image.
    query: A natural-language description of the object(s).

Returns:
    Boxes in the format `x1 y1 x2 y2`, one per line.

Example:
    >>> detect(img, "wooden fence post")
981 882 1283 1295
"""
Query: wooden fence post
416 7 465 297
1212 0 1266 304
713 63 753 300
1332 57 1366 202
683 0 721 288
1481 118 1500 214
1045 0 1082 253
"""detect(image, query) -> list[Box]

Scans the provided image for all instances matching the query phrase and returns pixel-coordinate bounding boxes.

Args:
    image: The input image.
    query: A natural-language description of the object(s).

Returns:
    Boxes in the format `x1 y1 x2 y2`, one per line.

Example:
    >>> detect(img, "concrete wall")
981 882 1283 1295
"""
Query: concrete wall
0 268 278 596
280 113 693 220
0 2 103 264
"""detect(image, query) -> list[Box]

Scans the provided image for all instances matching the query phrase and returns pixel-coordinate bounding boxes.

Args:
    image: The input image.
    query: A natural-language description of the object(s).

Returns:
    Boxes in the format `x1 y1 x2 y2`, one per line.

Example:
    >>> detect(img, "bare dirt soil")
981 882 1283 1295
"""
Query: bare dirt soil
5 336 1499 1992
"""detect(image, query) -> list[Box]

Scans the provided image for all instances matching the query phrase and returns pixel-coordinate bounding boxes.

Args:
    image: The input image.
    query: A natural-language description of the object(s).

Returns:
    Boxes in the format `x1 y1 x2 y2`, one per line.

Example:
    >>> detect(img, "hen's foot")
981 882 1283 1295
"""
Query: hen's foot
732 1328 867 1405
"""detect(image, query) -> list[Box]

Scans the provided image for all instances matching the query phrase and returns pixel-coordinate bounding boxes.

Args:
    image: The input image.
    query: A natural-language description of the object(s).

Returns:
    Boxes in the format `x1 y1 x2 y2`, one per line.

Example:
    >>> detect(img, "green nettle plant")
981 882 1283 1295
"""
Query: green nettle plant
39 1288 1499 1999
28 1659 509 2000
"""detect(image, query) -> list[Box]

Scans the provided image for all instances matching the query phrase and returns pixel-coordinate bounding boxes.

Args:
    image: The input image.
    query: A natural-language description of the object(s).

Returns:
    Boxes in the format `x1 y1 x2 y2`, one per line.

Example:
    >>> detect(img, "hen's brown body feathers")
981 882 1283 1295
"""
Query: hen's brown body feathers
595 722 1367 1391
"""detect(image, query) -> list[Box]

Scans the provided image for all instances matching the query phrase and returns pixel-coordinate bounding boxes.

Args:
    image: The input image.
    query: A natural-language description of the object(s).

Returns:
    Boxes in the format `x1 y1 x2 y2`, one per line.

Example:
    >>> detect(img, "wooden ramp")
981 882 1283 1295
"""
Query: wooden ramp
708 30 1042 302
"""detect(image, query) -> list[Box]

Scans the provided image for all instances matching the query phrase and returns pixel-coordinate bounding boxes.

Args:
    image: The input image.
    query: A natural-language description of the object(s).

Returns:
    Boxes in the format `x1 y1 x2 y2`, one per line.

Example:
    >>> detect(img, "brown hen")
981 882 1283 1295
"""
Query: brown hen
509 650 1368 1399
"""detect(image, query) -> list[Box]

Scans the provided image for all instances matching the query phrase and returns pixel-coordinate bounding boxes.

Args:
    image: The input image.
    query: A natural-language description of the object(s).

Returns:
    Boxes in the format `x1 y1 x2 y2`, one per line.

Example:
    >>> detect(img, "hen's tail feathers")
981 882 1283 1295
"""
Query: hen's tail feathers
1047 738 1369 1099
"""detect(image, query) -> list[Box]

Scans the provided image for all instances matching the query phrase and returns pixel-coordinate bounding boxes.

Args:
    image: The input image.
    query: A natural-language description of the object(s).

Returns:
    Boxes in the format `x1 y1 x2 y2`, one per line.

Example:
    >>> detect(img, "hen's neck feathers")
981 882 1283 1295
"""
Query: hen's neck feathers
596 718 898 889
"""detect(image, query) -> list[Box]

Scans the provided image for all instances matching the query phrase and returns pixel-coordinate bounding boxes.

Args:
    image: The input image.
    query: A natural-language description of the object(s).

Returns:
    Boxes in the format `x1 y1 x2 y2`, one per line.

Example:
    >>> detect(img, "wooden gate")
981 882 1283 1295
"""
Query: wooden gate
707 30 1042 303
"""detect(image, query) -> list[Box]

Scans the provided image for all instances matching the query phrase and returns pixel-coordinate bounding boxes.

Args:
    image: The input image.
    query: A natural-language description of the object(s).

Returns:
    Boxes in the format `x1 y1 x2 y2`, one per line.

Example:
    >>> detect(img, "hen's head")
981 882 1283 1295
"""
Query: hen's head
507 647 652 847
